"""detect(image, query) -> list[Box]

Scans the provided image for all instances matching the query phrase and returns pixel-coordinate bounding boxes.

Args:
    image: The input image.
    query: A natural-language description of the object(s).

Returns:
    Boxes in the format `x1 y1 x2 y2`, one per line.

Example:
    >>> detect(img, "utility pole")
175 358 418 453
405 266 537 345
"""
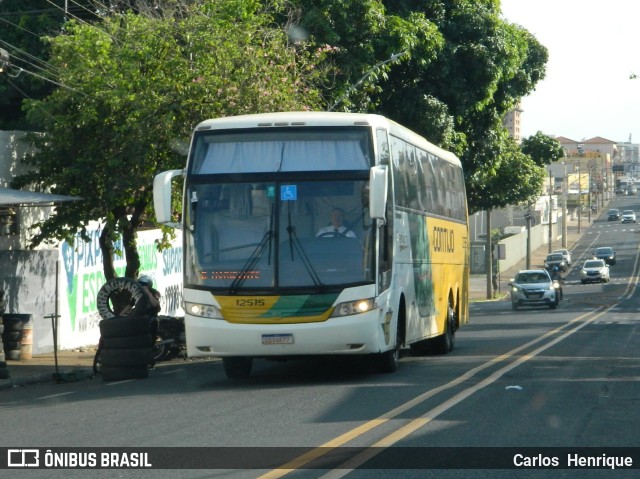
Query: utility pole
548 168 553 253
486 211 493 299
562 163 568 248
588 168 592 223
577 164 582 234
525 203 531 269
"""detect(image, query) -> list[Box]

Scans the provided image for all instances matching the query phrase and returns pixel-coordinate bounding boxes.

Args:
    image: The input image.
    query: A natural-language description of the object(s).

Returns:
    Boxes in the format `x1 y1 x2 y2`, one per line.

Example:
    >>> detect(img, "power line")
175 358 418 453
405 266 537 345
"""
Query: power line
0 38 65 79
4 75 59 123
6 64 90 98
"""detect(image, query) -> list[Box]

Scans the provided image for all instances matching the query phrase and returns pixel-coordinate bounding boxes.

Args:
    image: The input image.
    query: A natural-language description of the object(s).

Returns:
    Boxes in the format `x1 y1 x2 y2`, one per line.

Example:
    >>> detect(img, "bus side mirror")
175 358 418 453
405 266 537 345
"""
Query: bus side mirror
369 165 388 221
153 169 184 228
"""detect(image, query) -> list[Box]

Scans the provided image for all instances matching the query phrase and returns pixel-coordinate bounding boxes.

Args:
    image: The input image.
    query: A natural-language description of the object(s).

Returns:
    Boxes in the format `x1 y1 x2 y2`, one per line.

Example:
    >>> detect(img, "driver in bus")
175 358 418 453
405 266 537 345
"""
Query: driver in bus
316 208 356 238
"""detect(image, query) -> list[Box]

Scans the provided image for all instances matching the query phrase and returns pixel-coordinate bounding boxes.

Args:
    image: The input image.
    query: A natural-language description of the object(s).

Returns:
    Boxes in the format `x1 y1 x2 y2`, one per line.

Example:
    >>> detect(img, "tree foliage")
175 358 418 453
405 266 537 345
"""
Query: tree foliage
13 0 331 279
290 0 549 213
5 0 555 277
0 0 67 129
521 131 565 167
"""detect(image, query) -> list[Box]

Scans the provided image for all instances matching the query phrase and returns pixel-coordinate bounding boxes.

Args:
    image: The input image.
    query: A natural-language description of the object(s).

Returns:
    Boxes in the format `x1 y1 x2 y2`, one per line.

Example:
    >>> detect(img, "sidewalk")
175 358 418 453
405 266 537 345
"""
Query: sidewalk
0 216 591 389
0 347 98 390
470 216 586 301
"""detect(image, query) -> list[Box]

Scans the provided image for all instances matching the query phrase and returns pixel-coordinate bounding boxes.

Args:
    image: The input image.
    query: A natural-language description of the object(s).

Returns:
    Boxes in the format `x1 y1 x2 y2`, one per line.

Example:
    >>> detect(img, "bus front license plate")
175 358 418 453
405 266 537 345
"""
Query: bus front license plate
262 334 294 345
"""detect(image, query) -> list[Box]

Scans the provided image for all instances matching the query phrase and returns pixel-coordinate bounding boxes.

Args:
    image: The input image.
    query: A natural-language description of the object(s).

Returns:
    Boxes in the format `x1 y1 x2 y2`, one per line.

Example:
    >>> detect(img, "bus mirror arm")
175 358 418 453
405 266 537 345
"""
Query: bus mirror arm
369 165 388 221
153 169 184 228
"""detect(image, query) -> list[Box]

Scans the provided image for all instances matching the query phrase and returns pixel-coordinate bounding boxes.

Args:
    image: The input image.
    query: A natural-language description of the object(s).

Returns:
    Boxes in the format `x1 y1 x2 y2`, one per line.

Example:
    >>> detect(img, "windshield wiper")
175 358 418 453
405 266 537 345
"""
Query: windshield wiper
229 207 274 293
285 204 322 286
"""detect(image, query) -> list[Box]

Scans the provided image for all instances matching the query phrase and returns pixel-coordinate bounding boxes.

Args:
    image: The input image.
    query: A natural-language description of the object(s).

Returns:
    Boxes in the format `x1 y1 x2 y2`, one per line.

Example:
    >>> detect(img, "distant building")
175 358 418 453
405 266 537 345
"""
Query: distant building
615 140 640 177
555 136 618 159
503 102 523 144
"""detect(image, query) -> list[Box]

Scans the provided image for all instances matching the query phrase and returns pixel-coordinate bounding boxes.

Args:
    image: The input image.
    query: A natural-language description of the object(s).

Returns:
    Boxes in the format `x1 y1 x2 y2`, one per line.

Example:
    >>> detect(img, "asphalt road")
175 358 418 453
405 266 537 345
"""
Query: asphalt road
1 201 640 478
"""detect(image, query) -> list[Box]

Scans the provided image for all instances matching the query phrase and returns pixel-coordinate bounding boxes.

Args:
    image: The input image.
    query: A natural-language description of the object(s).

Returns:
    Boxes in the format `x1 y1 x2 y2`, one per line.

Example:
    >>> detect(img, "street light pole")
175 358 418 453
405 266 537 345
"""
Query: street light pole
525 203 531 269
548 168 553 253
588 168 592 223
577 164 582 234
562 162 568 248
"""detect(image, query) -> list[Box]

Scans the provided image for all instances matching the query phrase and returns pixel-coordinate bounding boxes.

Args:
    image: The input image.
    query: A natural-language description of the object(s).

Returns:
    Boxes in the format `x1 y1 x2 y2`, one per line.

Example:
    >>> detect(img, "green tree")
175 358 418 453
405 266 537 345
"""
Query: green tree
521 131 566 167
0 0 101 129
13 0 330 280
290 0 549 214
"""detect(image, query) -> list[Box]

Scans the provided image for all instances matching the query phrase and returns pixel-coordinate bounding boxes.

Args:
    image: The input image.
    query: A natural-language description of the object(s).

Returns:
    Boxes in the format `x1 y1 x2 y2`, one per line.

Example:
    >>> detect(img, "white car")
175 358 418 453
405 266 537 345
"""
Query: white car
509 269 558 310
552 248 572 266
621 210 636 223
580 259 610 284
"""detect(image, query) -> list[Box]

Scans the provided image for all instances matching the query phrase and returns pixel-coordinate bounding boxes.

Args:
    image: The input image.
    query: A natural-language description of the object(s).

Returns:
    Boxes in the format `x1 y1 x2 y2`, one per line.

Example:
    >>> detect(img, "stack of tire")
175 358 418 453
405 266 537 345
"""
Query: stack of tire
95 278 153 381
97 316 152 381
1 314 30 361
0 318 9 381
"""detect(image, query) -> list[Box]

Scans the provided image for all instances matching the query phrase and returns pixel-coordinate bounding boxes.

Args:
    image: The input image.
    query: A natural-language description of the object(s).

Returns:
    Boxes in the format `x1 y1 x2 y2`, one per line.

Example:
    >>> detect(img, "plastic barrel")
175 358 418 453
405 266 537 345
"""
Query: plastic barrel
20 323 33 359
2 314 32 361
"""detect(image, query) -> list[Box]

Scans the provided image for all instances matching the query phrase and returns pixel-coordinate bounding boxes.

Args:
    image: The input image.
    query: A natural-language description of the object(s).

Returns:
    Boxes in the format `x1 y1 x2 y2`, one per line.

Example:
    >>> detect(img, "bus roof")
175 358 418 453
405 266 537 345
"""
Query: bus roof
194 112 461 167
195 111 388 130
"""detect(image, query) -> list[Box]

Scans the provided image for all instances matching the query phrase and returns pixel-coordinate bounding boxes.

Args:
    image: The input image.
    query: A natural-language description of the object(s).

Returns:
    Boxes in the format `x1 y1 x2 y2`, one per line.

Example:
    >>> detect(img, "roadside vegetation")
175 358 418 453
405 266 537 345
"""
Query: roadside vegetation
0 0 563 278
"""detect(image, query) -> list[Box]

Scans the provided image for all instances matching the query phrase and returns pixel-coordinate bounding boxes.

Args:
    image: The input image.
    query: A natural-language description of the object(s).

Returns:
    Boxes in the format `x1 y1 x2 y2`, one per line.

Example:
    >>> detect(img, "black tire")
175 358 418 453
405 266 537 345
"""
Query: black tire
152 335 174 363
2 317 25 332
4 350 21 360
99 316 151 339
2 341 20 351
103 334 153 350
93 343 103 375
432 300 456 355
223 357 253 379
96 278 146 320
376 319 402 373
100 365 149 381
549 302 557 310
101 348 151 368
2 331 23 342
376 343 400 373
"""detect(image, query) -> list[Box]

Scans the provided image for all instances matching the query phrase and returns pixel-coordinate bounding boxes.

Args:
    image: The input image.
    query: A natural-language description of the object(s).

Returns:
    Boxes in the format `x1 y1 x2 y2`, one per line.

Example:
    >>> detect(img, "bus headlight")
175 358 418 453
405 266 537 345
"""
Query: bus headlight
331 298 375 317
185 302 222 319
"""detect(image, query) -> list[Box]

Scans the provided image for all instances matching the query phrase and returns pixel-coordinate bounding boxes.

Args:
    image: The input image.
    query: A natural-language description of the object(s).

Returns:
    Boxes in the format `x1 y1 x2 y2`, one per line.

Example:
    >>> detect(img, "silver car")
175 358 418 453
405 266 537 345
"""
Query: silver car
621 210 636 223
509 269 558 310
580 259 610 284
552 248 572 266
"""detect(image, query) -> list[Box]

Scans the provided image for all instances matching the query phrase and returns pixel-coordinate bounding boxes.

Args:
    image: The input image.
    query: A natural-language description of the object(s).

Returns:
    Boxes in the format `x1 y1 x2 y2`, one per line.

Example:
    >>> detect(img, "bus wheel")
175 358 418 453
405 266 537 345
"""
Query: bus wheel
433 301 455 355
376 328 401 373
223 357 253 379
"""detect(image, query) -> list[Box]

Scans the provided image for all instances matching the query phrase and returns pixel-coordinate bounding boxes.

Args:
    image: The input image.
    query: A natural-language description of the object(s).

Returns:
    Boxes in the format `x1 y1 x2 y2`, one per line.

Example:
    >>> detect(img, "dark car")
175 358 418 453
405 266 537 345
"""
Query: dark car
593 246 616 265
607 208 621 221
544 253 567 272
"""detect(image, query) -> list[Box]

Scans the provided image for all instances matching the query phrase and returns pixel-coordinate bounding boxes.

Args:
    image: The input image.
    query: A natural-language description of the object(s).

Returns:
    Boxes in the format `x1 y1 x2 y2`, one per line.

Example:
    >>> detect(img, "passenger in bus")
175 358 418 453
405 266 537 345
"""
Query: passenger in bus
316 208 356 238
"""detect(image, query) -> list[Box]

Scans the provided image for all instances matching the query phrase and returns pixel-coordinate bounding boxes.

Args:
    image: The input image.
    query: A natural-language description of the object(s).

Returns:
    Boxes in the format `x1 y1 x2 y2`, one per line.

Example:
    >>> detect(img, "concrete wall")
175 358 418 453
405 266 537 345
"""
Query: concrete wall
1 131 184 354
471 222 558 275
0 226 183 355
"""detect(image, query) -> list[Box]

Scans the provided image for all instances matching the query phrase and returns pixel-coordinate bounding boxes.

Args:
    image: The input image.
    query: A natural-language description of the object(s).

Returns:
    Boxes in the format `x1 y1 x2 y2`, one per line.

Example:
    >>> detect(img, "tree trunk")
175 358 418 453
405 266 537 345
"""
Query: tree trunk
99 226 116 281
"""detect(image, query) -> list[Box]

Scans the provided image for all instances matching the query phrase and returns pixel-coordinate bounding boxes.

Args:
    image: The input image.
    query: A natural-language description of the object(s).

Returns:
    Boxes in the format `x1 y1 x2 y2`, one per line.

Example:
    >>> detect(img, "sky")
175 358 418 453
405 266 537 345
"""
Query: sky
500 0 640 143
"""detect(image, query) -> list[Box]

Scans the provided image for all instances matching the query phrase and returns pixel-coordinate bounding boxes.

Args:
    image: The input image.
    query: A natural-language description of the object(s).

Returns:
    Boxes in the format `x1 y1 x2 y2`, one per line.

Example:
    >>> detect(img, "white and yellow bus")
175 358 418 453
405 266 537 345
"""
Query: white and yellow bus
154 112 469 378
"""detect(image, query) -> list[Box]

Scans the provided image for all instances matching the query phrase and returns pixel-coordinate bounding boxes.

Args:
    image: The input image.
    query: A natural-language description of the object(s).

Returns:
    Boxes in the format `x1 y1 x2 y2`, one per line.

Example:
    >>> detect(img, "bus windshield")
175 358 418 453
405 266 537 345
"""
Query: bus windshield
190 128 372 174
185 179 374 291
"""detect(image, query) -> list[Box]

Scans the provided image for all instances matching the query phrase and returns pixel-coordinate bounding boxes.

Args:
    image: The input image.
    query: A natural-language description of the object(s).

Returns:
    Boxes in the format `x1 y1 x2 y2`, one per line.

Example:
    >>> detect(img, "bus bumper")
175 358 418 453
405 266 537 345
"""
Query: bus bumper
185 312 385 357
